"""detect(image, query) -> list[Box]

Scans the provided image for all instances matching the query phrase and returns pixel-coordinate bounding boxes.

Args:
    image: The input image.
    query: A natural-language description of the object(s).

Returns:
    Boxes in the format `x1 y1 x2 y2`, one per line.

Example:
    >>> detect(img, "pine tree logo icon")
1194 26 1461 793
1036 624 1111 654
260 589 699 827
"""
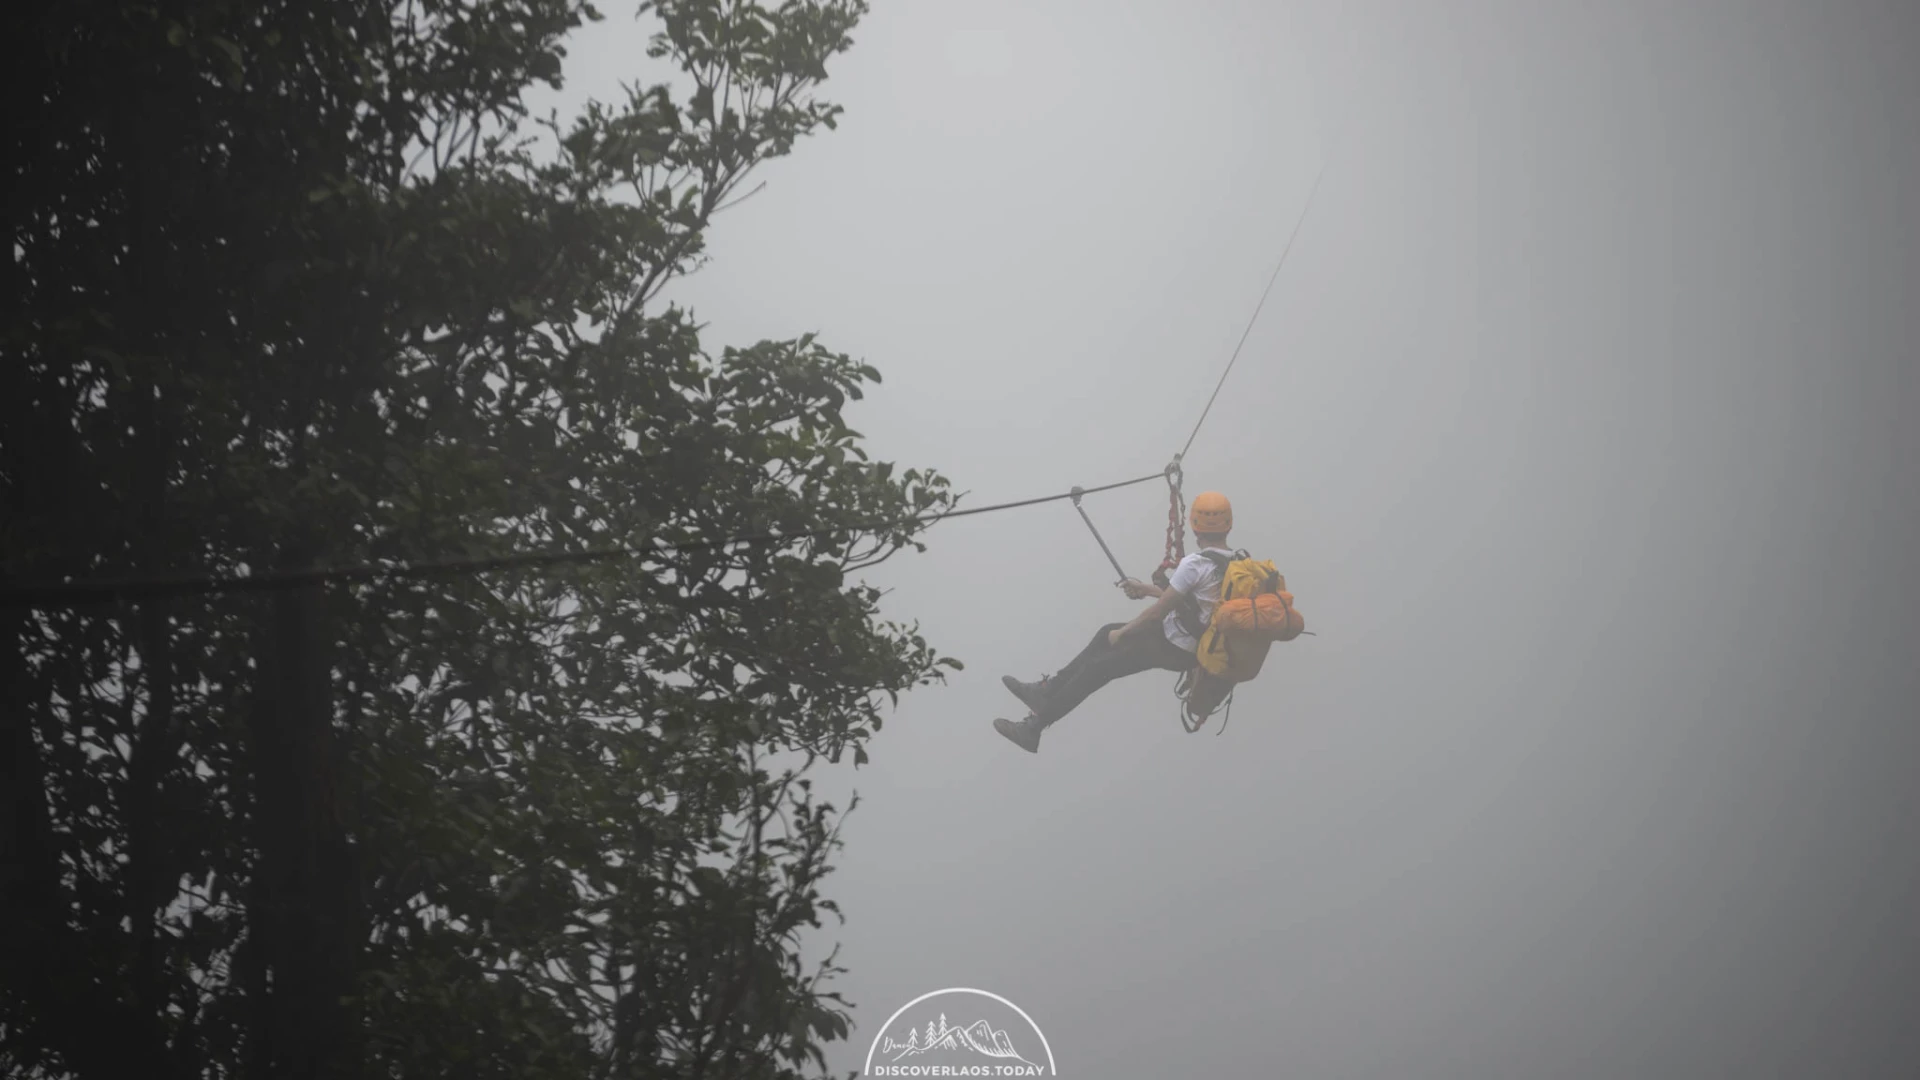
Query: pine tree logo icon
865 988 1055 1075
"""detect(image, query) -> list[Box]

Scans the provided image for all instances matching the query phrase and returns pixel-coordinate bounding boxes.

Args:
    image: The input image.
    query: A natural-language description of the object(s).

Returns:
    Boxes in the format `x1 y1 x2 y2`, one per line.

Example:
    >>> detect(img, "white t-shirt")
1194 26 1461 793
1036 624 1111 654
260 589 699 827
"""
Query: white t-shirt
1160 547 1233 651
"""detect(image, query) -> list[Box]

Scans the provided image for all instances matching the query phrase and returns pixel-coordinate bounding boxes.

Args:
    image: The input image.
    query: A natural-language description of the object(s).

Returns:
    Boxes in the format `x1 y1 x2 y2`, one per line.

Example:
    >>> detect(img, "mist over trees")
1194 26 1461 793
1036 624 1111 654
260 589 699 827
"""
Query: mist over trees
2 1 955 1077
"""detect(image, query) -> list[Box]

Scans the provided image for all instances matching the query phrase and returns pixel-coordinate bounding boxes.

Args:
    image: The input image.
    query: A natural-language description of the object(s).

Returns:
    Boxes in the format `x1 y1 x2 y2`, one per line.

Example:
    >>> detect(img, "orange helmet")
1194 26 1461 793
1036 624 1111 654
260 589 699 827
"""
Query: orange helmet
1189 491 1232 533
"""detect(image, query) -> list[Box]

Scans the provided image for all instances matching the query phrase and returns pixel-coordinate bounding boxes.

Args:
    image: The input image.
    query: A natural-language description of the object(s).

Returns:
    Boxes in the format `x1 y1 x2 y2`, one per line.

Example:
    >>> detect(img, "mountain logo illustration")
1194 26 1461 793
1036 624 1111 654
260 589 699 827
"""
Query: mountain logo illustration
880 1013 1039 1066
862 986 1057 1076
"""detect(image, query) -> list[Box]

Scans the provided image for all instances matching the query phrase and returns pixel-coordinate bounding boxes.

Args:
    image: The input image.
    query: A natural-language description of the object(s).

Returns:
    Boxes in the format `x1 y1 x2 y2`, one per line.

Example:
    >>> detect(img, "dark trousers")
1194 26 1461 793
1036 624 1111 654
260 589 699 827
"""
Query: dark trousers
1034 622 1198 725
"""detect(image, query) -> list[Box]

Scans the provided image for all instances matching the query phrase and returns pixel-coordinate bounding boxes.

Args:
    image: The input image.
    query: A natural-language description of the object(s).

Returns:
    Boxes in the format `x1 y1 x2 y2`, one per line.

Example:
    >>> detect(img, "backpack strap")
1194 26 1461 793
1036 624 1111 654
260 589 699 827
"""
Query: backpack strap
1167 545 1244 638
1172 550 1234 639
1172 592 1207 640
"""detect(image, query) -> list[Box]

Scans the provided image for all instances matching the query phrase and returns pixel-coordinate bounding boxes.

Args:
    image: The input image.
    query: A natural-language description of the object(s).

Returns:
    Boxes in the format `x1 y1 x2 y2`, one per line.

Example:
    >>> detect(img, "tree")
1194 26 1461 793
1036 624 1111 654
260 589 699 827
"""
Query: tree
1 1 955 1077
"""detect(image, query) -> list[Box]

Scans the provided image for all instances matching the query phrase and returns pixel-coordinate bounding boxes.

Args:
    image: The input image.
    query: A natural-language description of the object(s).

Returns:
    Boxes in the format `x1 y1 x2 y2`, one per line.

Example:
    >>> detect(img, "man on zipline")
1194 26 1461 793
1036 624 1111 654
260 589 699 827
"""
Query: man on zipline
993 491 1237 753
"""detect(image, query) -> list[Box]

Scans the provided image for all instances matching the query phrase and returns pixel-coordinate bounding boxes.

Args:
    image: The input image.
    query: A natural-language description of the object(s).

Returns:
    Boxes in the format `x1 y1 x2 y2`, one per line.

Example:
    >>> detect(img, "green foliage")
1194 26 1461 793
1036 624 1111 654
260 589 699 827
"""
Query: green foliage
2 1 946 1078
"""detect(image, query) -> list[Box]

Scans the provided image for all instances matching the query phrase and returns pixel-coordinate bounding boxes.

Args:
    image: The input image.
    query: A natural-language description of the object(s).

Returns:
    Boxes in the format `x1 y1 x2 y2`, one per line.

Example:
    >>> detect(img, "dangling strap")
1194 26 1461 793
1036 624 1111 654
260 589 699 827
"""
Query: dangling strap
1176 671 1207 733
1173 666 1234 735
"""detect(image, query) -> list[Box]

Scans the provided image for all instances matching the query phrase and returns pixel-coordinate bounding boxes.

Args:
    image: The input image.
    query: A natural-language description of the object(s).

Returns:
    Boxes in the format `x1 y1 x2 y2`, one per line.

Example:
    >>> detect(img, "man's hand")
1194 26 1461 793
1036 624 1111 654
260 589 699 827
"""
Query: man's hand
1110 583 1182 648
1120 577 1160 600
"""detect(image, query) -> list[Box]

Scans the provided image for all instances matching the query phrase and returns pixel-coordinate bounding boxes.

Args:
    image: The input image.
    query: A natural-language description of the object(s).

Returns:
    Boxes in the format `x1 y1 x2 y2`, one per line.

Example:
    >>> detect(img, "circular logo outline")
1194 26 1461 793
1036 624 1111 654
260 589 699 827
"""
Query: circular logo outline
861 986 1058 1075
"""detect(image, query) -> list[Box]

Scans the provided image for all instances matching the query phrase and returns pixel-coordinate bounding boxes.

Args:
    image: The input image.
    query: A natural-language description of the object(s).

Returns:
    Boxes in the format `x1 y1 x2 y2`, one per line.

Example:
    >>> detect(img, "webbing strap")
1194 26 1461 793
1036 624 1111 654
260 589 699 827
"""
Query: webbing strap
1175 669 1235 735
1175 670 1207 733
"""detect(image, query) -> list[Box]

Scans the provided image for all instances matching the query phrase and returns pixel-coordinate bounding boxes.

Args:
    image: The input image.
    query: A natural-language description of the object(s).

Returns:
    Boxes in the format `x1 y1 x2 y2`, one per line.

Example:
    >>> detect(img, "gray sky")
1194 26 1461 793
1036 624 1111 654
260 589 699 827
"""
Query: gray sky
542 2 1918 1075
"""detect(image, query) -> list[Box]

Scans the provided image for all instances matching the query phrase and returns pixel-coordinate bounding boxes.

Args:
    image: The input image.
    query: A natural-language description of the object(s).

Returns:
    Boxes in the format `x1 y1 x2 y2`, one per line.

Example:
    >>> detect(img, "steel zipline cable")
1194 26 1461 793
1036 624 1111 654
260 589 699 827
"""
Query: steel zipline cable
1177 158 1329 464
0 471 1168 609
5 152 1332 611
1072 155 1333 589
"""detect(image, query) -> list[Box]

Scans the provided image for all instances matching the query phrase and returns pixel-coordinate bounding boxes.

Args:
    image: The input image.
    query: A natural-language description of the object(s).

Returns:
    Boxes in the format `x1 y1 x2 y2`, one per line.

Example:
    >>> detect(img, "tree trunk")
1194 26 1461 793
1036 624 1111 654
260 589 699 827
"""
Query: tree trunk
245 555 361 1080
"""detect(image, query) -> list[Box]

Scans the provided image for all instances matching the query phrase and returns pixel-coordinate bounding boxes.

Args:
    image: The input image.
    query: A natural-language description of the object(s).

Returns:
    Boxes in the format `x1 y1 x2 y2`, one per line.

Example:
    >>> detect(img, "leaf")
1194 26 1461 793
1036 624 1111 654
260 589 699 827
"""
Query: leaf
210 35 243 71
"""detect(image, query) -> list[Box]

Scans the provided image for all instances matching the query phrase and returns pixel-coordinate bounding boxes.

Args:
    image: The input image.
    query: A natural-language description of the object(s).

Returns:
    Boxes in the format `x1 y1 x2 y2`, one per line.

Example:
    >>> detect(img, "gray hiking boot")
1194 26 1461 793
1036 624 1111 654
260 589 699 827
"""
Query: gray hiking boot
1001 674 1055 715
993 716 1047 754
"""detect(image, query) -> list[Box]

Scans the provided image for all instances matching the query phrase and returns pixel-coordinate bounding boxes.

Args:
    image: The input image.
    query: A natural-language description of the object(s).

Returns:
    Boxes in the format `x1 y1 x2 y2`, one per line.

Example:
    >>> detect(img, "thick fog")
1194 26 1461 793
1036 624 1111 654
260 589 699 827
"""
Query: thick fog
536 1 1918 1075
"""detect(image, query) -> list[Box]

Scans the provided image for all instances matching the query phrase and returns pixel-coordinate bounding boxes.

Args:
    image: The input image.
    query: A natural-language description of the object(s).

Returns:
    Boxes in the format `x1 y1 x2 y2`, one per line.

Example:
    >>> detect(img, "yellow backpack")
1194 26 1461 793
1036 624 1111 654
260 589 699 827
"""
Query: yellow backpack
1193 551 1305 682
